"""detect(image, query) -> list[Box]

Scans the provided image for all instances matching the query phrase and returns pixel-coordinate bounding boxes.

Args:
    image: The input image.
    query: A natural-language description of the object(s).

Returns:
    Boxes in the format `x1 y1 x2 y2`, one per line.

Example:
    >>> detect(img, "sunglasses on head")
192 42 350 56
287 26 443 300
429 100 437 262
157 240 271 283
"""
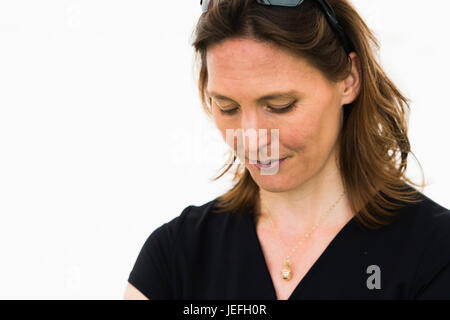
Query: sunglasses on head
200 0 354 55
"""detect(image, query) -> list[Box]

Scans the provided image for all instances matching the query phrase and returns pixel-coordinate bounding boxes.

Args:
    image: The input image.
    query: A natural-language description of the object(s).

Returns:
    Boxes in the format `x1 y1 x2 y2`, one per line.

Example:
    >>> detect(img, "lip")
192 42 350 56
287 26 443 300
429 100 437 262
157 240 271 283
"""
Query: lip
257 158 285 164
246 156 289 162
253 157 288 169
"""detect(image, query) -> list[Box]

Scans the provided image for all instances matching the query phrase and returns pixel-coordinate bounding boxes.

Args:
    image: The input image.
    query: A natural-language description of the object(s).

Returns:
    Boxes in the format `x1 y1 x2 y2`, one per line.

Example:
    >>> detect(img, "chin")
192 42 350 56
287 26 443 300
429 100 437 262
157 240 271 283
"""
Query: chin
248 169 292 192
257 180 295 193
259 185 291 193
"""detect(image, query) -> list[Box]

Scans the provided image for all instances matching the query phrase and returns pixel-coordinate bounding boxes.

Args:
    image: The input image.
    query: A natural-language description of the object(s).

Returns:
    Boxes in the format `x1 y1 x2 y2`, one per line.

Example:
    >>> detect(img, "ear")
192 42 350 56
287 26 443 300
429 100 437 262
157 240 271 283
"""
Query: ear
340 52 361 106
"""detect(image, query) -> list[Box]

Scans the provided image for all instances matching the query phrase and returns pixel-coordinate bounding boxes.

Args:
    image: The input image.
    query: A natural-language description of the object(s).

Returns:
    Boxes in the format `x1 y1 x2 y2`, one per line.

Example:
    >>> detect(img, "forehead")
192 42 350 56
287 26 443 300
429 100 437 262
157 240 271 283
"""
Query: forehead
206 38 316 88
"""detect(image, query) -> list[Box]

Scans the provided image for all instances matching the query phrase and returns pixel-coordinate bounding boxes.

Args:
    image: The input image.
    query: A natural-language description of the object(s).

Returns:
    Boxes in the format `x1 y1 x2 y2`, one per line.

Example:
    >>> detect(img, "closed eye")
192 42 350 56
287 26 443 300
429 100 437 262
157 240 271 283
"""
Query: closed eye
218 100 298 115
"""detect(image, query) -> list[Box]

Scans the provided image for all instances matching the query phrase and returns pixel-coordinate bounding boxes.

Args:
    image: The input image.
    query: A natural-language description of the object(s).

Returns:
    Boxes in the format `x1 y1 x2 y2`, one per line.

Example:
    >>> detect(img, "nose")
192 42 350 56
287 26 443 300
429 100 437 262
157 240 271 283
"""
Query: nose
235 110 279 162
241 109 263 159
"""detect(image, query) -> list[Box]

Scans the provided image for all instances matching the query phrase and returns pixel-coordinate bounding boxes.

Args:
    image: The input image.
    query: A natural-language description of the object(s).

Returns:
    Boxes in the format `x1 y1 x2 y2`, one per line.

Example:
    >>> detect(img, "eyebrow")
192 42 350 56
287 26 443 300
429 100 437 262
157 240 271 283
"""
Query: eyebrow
206 90 298 104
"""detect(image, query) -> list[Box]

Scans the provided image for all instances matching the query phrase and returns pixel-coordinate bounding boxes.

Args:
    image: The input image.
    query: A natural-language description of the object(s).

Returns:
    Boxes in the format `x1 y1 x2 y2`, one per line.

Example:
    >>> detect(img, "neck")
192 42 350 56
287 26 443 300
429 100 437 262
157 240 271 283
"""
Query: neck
255 153 353 232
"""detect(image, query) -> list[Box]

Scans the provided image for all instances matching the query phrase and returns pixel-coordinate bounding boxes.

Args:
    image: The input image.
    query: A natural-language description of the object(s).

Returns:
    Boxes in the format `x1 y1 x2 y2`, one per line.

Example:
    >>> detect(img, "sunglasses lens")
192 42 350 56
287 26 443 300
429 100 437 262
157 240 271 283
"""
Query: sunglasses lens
257 0 304 6
201 0 211 13
203 0 304 13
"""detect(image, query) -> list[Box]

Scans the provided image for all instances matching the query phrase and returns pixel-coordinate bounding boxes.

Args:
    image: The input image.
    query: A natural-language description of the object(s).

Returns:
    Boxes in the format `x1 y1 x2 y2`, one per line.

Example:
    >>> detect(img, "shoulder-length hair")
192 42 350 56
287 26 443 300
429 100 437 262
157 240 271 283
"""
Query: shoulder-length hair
190 0 426 230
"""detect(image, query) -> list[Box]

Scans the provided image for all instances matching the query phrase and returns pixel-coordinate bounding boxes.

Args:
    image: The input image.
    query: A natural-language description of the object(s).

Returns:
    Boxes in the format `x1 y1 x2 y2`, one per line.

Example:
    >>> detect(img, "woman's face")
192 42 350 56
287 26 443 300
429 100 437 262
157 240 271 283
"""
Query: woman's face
206 37 357 192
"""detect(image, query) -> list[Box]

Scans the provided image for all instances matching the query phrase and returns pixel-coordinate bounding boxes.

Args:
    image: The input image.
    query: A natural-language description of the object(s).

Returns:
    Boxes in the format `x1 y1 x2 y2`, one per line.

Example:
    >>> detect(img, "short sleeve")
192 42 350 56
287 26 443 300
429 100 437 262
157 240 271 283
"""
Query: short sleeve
127 206 192 299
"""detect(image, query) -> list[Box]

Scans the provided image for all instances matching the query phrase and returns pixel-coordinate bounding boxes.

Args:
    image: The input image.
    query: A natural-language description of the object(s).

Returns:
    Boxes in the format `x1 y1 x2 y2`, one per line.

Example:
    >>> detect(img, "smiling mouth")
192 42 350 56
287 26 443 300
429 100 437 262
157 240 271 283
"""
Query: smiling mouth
245 156 288 164
258 159 283 164
257 156 288 163
253 157 288 169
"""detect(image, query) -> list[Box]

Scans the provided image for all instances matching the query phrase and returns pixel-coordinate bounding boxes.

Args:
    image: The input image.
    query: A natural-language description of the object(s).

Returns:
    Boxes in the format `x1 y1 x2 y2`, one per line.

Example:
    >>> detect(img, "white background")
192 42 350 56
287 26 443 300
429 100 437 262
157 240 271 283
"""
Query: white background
0 0 448 299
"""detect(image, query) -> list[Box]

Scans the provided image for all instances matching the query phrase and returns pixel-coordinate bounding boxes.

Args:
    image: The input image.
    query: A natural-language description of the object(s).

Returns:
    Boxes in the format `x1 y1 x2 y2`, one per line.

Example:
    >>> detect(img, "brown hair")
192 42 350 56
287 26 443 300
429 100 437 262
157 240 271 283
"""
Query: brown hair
190 0 426 230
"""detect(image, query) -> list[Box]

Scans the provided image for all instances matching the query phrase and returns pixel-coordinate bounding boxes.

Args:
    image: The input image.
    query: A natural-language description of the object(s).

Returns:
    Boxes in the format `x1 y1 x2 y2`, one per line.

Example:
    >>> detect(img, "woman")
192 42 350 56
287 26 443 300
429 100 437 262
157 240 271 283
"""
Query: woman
124 0 450 300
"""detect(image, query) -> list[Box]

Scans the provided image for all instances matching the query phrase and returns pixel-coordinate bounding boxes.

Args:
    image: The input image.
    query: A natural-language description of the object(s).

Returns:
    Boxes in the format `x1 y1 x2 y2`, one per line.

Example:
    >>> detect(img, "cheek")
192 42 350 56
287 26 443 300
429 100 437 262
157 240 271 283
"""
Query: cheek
280 113 321 151
212 109 228 137
212 113 240 150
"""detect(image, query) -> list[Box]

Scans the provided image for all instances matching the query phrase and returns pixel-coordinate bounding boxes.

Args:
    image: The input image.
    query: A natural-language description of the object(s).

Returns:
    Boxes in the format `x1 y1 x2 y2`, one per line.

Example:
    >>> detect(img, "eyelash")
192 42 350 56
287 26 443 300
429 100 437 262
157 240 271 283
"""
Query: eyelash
218 101 298 115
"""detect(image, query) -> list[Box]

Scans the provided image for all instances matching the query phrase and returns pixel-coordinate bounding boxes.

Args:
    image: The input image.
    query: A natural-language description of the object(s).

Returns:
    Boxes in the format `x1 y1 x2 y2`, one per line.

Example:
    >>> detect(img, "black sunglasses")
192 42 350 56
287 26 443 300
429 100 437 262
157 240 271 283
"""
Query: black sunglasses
200 0 354 55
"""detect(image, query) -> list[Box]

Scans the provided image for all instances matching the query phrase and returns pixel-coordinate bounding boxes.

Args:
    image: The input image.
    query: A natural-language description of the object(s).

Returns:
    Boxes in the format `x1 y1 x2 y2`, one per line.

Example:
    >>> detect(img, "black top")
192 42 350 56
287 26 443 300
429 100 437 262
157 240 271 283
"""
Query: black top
128 187 450 300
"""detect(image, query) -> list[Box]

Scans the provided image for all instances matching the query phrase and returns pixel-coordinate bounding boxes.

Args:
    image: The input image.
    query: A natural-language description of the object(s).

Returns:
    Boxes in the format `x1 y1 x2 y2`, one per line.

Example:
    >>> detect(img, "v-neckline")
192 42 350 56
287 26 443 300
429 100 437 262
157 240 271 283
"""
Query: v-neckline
247 208 356 300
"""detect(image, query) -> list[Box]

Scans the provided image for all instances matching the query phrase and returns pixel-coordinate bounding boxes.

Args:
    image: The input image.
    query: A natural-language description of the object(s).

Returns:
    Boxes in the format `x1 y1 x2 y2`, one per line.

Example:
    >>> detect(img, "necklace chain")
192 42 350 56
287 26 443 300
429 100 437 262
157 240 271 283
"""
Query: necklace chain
263 190 346 280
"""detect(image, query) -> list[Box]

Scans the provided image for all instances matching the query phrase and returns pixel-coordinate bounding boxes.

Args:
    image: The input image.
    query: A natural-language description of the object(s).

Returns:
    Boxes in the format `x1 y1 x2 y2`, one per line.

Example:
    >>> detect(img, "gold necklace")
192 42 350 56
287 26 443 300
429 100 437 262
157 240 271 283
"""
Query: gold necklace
264 190 346 281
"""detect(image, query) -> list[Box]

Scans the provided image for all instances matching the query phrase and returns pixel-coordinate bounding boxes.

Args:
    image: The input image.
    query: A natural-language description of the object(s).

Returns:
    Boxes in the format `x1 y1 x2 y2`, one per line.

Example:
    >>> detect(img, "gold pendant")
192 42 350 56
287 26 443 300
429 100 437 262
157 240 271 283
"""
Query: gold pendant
281 259 292 281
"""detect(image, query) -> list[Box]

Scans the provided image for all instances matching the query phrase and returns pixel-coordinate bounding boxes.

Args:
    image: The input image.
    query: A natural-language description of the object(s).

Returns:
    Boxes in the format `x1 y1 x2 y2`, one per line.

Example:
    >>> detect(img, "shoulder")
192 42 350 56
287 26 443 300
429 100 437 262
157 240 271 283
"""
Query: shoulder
396 186 450 237
389 185 450 254
150 197 241 247
413 189 450 243
128 198 230 299
376 184 450 235
408 191 450 269
164 198 248 246
391 186 450 297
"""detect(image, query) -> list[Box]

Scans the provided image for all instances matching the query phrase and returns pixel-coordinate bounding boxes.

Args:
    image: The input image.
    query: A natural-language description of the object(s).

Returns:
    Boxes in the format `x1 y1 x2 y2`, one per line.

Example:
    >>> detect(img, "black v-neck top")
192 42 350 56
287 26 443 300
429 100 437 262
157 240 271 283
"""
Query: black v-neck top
128 186 450 300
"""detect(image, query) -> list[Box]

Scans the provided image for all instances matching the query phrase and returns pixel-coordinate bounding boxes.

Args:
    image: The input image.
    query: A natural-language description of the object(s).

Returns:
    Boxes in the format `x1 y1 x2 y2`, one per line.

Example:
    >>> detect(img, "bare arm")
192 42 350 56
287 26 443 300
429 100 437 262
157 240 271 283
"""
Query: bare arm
123 282 149 300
